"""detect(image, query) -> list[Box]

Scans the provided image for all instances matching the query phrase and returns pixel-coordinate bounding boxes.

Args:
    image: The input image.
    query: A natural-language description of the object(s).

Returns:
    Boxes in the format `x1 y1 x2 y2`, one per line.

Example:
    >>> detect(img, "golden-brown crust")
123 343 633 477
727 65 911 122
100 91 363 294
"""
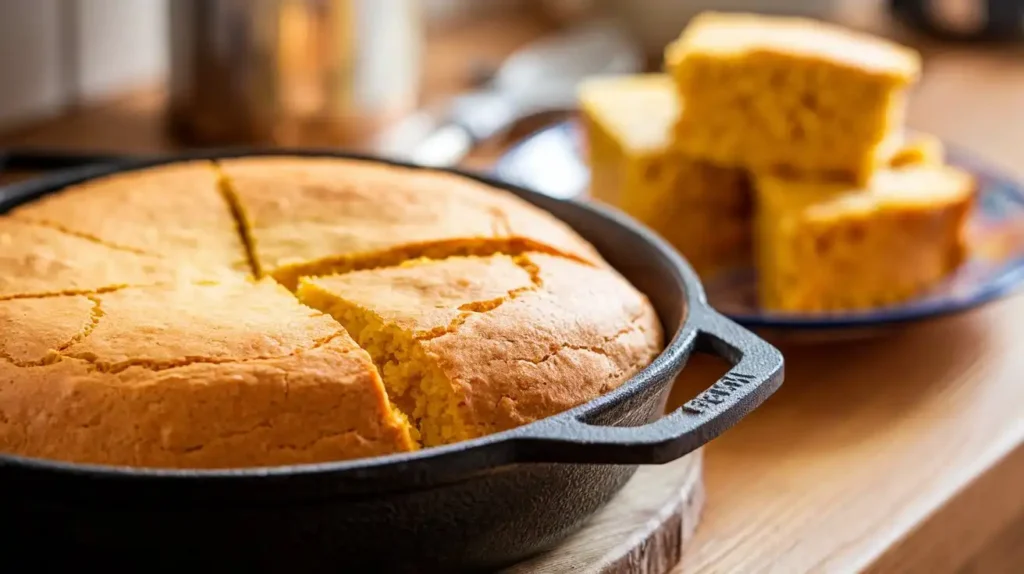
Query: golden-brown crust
0 280 414 468
0 296 97 365
217 157 603 287
666 12 920 82
307 255 536 335
0 218 230 300
426 254 662 434
11 162 250 274
62 280 340 371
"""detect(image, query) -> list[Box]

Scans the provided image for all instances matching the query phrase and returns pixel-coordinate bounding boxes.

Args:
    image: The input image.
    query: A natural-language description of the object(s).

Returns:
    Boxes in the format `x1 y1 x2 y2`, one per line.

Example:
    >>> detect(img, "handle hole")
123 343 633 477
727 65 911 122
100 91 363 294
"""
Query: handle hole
665 353 731 415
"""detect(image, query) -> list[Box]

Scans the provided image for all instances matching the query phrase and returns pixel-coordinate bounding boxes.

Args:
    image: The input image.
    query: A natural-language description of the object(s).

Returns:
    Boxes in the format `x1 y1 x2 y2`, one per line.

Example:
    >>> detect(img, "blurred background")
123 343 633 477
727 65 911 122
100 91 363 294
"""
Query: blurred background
2 0 1023 177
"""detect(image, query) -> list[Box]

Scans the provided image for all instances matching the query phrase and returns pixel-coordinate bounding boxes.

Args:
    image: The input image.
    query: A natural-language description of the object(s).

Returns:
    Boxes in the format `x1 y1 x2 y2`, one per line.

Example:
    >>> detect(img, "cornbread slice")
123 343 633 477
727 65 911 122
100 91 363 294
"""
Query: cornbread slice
0 217 222 300
0 279 416 468
579 73 750 275
297 253 663 447
754 163 974 312
11 162 251 275
218 157 602 289
666 12 921 183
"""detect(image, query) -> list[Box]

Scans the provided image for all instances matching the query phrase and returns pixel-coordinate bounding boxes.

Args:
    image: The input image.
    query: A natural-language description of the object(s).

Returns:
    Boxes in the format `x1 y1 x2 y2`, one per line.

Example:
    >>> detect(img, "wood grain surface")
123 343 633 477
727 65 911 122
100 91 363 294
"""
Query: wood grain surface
507 452 704 574
668 297 1024 574
1 6 1023 573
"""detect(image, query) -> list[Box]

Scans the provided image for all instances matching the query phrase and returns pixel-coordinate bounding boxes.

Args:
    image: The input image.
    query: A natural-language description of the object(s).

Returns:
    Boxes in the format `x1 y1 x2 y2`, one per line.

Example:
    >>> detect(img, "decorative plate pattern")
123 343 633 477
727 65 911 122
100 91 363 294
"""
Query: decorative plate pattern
494 121 1024 330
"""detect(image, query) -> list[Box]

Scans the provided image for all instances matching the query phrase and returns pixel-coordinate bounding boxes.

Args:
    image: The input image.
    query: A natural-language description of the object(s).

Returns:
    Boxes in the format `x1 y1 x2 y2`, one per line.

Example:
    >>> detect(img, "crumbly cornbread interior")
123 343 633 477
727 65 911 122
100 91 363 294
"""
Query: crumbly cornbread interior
0 157 662 468
579 74 751 277
755 137 975 312
666 12 920 183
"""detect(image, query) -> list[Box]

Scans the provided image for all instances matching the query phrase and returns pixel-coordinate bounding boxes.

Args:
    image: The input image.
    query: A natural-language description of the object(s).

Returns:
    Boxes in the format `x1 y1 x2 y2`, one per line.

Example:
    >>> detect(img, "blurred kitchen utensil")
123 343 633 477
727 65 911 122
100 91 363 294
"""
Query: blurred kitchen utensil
374 19 643 167
167 0 422 147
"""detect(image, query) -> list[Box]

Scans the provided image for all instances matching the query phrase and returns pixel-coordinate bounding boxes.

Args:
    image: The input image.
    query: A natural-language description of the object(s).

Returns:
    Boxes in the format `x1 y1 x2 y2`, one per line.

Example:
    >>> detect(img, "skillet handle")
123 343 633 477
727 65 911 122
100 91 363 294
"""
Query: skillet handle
513 306 783 465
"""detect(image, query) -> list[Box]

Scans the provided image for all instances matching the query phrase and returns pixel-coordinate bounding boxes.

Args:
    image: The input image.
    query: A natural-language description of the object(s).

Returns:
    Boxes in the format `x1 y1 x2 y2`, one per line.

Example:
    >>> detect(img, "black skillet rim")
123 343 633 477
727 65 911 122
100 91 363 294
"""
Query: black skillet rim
0 148 705 483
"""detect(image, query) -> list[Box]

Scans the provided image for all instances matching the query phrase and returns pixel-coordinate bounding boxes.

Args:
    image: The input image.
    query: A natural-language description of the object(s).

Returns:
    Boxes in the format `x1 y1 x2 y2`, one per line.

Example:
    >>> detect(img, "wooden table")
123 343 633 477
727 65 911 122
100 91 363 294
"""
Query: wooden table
2 10 1023 574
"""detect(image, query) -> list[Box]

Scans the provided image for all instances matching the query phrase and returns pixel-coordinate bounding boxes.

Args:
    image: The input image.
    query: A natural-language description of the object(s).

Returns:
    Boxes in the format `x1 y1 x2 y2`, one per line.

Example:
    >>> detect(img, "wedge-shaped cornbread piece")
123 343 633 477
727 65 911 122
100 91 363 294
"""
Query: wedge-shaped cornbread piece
218 157 602 289
11 162 251 274
579 73 750 276
298 253 663 447
754 161 974 313
666 12 921 183
0 217 225 300
0 279 416 468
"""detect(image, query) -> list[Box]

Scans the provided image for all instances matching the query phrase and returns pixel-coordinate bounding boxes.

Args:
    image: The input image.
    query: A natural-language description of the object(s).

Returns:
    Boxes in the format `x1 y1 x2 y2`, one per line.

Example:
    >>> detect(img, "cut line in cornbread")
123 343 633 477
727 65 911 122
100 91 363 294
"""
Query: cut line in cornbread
216 157 603 290
0 218 234 301
11 161 251 275
0 295 98 366
666 11 921 183
212 162 262 278
0 278 416 468
754 147 974 313
297 253 663 447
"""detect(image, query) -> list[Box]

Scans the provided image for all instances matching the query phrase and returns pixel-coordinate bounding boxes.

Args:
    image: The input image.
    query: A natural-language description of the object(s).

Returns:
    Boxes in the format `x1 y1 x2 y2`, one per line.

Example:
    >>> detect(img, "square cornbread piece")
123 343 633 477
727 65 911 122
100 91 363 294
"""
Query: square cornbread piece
666 12 921 183
0 279 416 468
11 162 252 276
297 253 662 447
218 157 602 289
579 74 750 276
754 157 974 313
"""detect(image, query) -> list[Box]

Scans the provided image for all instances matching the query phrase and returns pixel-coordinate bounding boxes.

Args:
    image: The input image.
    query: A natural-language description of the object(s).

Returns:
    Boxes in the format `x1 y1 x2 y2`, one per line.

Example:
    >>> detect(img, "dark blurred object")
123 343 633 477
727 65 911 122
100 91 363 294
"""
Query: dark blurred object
167 0 422 147
0 149 134 172
890 0 1024 41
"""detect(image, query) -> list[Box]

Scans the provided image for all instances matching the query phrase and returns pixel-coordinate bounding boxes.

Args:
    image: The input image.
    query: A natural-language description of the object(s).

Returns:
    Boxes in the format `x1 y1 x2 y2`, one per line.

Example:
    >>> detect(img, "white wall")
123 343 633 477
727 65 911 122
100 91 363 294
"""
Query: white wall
0 0 169 130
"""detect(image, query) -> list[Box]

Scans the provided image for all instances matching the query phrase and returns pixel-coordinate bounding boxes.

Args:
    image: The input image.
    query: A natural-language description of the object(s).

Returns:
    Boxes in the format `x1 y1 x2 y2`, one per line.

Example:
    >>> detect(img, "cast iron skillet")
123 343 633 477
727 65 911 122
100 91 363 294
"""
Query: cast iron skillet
0 150 783 572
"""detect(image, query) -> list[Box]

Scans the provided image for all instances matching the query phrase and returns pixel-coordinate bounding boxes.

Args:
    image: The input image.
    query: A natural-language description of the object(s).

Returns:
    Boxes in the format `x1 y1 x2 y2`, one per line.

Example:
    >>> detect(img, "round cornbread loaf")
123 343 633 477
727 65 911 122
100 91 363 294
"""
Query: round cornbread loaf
0 158 663 469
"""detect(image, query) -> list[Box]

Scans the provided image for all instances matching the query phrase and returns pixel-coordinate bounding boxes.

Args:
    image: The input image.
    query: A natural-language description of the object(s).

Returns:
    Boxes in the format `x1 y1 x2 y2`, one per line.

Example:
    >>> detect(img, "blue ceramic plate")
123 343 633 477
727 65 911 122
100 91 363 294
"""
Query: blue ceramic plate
494 120 1024 333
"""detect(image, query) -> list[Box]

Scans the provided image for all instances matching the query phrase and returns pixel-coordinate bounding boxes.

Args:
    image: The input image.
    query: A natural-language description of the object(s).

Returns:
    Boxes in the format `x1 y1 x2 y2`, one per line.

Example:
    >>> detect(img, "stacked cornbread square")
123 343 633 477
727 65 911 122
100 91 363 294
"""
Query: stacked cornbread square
583 11 975 313
755 136 974 312
665 12 919 184
580 74 751 277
